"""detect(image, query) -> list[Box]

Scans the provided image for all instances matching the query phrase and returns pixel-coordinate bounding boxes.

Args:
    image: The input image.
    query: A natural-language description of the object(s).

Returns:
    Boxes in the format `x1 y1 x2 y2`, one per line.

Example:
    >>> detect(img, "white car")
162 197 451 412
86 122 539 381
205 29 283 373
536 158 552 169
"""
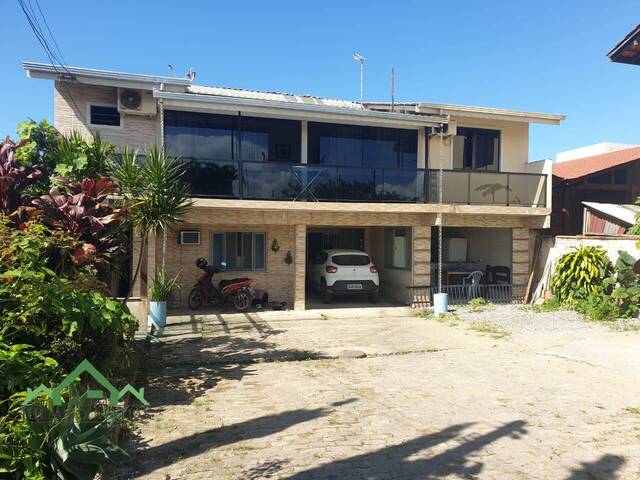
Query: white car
308 249 379 303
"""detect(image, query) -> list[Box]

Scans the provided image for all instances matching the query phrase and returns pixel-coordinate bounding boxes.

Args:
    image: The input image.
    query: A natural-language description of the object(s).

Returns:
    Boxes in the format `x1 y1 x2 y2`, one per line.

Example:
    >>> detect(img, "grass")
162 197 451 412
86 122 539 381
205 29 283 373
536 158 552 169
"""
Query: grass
467 297 494 313
468 321 511 339
519 298 563 313
609 320 640 333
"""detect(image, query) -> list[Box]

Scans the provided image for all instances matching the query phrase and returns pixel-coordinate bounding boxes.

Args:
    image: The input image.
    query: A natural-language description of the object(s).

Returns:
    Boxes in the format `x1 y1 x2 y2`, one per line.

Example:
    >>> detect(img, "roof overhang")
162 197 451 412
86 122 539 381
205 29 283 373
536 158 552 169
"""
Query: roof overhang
415 103 565 125
154 90 447 128
608 25 640 65
23 62 191 91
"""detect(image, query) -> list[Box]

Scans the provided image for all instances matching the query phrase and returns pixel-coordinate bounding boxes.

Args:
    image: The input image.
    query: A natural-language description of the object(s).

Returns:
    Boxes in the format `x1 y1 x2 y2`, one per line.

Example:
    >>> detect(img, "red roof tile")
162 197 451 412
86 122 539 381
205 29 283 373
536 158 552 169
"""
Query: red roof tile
553 147 640 180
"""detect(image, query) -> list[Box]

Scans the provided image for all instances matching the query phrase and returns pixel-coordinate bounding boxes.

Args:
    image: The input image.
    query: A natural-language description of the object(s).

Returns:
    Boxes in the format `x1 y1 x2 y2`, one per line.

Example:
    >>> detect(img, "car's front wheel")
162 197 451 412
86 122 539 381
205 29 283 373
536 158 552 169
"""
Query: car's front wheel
368 291 379 303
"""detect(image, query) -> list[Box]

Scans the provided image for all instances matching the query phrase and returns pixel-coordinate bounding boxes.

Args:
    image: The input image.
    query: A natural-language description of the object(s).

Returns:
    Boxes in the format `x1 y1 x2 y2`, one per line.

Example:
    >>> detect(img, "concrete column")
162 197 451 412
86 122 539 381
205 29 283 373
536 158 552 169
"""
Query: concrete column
294 224 307 310
412 225 431 307
300 120 308 164
417 128 426 169
512 227 530 285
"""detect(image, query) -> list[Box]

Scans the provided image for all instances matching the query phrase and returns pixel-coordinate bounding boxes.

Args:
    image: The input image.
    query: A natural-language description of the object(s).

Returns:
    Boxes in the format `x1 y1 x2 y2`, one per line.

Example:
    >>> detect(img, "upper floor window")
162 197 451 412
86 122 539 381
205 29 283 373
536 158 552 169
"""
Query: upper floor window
89 105 121 127
453 127 500 171
308 122 417 169
164 111 300 162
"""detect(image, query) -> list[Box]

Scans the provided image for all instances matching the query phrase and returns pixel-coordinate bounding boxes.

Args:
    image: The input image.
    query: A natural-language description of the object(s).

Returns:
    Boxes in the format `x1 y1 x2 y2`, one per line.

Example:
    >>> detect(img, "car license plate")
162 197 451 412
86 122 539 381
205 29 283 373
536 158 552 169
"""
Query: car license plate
347 283 362 290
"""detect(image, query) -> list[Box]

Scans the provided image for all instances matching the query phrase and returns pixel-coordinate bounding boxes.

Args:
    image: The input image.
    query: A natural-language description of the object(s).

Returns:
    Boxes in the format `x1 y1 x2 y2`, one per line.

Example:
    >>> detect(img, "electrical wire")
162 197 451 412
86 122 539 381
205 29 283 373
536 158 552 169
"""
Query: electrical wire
17 0 92 133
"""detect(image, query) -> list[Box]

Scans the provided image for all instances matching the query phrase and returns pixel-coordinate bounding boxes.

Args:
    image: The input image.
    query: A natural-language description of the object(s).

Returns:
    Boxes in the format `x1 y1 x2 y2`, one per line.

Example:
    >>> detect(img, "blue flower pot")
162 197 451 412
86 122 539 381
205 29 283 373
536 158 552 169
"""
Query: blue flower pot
148 301 167 330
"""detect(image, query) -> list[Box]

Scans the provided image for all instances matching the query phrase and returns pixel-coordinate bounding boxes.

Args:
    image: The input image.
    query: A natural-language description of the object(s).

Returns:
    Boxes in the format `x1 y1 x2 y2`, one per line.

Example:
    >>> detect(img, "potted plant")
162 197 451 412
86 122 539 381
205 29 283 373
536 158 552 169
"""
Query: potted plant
148 270 179 331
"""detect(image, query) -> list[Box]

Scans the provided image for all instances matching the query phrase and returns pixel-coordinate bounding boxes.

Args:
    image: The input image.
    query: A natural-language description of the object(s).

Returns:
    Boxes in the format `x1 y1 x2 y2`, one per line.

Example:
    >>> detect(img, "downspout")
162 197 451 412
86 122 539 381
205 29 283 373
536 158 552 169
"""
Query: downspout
159 82 167 274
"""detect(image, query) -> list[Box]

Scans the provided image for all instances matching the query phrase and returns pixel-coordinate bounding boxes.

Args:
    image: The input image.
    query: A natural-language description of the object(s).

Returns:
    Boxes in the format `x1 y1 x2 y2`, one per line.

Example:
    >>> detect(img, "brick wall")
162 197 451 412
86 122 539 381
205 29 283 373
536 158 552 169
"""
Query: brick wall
54 82 158 150
160 222 296 309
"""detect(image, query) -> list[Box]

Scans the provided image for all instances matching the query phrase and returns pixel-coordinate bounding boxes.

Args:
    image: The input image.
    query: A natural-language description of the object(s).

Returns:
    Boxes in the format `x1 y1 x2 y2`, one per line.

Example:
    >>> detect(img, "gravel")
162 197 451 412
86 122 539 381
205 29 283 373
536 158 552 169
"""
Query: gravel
450 304 599 335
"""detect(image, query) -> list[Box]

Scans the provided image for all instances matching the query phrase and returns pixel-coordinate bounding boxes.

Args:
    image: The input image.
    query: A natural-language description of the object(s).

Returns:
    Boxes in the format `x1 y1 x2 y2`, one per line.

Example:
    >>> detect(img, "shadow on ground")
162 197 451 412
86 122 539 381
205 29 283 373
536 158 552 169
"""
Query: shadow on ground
118 399 357 478
564 454 626 480
273 420 527 480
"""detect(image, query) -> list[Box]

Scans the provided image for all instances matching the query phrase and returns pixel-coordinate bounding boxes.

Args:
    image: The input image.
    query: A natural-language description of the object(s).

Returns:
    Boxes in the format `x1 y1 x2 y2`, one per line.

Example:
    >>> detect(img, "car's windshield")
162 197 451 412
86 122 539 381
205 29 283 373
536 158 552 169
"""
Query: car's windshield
332 254 370 266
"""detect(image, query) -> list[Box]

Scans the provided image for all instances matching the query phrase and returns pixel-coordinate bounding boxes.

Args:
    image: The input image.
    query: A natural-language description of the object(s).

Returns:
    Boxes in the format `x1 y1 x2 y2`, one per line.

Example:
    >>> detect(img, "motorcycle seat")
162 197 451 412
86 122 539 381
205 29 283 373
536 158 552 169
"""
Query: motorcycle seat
219 278 250 289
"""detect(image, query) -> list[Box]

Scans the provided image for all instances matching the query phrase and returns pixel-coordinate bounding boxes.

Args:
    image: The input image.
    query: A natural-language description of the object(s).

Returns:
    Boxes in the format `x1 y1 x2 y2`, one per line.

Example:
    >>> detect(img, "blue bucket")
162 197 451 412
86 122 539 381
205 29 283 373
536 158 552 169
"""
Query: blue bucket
433 293 448 316
148 301 167 329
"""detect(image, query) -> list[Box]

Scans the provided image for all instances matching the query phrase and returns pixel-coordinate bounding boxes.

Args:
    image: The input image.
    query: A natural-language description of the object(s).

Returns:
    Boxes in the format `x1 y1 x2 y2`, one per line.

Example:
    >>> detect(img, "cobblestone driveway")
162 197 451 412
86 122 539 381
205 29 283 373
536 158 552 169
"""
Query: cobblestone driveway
116 308 640 479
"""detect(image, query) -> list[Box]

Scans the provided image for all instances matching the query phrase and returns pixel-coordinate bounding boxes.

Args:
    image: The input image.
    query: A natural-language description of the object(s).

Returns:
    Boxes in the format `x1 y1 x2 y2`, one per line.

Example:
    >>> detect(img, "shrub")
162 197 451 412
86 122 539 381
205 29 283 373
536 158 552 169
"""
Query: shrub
1 387 130 479
609 251 640 318
551 246 613 305
575 290 621 321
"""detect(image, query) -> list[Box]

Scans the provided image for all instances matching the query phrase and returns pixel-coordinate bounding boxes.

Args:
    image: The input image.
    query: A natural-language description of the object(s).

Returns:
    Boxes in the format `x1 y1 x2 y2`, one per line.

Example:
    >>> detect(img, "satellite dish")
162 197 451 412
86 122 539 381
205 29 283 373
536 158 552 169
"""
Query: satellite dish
633 259 640 275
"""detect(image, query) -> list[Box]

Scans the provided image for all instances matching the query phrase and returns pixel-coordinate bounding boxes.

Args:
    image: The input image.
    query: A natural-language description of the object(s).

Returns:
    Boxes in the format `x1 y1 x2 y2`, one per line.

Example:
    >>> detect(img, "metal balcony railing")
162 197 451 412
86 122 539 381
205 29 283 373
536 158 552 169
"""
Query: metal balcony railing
180 158 547 207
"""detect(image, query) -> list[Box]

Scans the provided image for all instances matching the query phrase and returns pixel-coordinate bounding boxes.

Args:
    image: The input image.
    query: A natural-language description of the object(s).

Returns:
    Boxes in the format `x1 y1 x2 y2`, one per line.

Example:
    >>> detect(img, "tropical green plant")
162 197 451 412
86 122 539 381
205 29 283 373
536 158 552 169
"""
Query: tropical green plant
15 119 59 174
52 131 115 182
149 270 179 302
111 146 191 299
608 251 640 318
1 386 129 479
551 246 613 304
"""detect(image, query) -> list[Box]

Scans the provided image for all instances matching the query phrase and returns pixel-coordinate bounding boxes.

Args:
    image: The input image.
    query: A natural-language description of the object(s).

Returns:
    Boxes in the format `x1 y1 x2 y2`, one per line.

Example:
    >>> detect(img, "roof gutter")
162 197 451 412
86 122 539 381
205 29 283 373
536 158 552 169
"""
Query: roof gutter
416 103 565 125
23 62 192 87
153 90 447 127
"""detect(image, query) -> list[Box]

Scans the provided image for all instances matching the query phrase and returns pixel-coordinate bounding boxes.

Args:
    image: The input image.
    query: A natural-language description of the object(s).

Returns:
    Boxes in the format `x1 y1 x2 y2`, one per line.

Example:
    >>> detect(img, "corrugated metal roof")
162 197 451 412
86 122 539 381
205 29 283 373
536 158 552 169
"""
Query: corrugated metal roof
189 85 363 110
553 146 640 180
582 202 640 225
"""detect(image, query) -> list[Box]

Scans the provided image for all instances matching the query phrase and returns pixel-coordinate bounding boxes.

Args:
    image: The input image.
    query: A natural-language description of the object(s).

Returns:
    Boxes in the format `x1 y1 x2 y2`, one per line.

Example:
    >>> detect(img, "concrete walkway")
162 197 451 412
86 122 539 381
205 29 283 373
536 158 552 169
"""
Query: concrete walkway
117 308 640 479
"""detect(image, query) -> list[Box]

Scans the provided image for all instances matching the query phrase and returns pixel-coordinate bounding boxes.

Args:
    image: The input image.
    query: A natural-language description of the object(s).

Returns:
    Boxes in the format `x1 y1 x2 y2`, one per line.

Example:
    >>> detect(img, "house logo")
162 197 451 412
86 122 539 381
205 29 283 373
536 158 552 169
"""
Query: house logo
22 359 149 406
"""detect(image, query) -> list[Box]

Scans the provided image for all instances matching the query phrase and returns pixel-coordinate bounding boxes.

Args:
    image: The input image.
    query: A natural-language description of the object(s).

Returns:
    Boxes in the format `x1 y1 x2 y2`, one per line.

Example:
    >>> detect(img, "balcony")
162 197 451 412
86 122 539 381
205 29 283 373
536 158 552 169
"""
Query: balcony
182 158 547 207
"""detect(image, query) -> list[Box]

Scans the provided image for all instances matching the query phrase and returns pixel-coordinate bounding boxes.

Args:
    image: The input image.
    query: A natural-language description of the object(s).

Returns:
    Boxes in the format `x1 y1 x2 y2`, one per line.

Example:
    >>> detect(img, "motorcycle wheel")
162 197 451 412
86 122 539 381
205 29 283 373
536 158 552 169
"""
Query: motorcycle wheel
188 288 204 310
233 290 251 312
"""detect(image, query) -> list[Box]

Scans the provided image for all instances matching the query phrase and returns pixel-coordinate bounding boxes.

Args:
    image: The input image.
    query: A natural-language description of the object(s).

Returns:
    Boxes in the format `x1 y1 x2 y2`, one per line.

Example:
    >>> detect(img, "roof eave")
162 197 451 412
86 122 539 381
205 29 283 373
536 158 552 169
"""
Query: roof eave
416 103 565 125
23 62 192 89
154 90 448 127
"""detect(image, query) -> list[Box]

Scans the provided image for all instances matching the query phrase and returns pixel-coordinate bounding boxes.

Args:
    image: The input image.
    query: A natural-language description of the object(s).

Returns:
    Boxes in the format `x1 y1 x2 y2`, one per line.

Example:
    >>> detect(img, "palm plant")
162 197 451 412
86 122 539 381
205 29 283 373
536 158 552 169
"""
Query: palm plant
111 146 191 300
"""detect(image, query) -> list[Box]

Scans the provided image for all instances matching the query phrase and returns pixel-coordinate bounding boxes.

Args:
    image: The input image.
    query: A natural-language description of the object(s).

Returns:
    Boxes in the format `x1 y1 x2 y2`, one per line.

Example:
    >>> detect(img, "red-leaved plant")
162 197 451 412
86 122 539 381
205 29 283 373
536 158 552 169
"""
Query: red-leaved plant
33 177 125 265
0 137 43 222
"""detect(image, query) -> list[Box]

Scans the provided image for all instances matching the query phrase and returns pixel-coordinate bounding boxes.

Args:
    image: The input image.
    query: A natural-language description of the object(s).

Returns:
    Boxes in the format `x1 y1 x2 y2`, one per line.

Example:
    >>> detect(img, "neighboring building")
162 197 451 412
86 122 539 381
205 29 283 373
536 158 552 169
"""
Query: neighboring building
552 146 640 235
555 142 639 163
24 62 564 310
582 202 640 235
608 24 640 66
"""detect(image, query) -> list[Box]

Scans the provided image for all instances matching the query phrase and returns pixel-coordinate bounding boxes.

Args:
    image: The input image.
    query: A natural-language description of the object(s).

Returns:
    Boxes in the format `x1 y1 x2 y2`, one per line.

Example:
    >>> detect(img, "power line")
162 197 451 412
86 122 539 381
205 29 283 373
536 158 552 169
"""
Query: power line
17 0 92 133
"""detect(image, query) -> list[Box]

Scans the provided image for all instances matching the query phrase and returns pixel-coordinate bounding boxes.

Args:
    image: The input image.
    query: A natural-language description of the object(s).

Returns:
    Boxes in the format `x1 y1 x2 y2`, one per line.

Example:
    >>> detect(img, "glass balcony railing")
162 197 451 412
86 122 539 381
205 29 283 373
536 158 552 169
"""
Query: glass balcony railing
181 158 547 207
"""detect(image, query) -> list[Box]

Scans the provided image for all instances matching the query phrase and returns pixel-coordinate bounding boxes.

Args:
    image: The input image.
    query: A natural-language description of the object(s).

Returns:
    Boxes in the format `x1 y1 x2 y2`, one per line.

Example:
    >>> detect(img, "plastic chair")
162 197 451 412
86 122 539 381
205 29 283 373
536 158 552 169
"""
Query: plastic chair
463 270 484 300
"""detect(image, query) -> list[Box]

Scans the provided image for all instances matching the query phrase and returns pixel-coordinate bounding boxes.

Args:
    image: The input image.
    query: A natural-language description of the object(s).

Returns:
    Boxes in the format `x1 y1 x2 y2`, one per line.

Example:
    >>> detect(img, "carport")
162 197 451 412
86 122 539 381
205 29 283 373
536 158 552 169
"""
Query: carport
305 226 411 309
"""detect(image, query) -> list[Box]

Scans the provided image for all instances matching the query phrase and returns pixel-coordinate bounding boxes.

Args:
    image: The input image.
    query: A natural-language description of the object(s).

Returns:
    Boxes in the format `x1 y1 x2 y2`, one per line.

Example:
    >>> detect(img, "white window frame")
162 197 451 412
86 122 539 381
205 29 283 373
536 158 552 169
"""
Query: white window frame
210 231 267 272
87 103 123 129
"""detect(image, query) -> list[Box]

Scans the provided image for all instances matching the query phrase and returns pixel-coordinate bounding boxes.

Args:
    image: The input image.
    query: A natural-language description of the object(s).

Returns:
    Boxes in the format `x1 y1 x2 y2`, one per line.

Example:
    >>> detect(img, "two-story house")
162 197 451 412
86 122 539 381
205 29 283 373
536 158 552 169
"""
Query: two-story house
24 62 564 311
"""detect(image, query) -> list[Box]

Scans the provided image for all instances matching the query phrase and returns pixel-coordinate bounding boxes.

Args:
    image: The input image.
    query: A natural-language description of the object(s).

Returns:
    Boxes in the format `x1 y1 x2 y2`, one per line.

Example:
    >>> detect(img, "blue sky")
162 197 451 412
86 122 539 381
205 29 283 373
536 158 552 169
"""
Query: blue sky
1 0 638 160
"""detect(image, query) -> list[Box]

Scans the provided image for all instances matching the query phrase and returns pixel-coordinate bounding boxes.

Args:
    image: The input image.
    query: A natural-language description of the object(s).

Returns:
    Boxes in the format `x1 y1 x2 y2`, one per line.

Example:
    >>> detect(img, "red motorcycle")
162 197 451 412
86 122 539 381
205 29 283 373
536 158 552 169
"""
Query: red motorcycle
188 258 254 311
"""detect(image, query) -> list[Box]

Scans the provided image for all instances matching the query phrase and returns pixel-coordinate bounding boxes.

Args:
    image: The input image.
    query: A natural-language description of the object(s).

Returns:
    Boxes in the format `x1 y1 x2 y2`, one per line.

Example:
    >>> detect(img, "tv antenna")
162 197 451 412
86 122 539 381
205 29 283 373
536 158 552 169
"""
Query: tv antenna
352 53 365 103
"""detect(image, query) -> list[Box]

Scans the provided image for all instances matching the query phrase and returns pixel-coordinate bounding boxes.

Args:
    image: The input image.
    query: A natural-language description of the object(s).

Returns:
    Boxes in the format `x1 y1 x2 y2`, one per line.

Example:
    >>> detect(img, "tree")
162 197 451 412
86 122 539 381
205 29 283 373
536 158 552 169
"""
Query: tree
110 146 191 300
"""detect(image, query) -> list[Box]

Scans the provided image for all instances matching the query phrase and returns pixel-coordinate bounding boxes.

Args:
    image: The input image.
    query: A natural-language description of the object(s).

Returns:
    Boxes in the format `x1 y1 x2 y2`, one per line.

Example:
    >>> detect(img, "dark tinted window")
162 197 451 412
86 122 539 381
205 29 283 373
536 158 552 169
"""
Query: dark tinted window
332 254 370 266
308 122 417 169
453 127 500 171
164 110 300 162
90 105 120 126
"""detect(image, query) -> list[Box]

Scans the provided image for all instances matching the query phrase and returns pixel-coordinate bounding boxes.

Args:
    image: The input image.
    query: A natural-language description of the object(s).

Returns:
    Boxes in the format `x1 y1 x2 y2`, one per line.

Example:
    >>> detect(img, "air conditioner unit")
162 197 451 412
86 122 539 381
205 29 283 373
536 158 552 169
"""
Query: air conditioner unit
117 88 157 116
179 230 201 246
